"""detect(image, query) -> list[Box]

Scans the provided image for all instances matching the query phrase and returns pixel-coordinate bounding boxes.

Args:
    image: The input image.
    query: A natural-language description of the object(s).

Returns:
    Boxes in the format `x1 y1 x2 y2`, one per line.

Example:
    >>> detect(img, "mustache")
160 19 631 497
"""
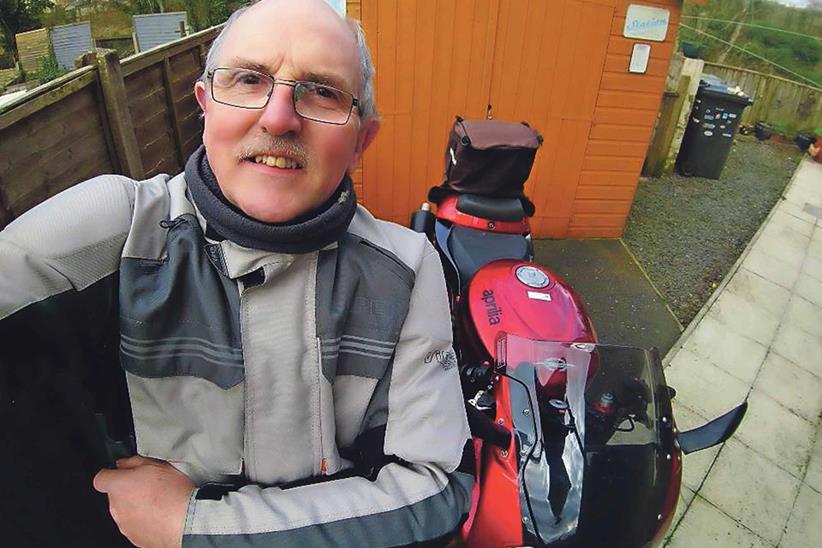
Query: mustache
238 136 309 166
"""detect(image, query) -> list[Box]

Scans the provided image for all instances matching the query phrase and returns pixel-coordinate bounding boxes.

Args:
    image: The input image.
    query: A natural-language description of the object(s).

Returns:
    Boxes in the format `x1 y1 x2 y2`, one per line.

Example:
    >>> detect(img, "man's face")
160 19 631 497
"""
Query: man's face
195 0 377 223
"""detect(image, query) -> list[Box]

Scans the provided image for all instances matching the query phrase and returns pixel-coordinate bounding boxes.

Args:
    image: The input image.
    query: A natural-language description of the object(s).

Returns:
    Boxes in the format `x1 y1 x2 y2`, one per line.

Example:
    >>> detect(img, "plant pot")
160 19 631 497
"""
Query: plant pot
754 122 772 141
681 42 702 59
795 133 815 152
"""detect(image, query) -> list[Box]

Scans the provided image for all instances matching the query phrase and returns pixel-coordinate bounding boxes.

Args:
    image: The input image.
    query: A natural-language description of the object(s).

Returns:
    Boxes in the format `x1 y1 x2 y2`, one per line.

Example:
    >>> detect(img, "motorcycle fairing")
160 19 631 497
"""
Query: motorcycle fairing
467 339 681 547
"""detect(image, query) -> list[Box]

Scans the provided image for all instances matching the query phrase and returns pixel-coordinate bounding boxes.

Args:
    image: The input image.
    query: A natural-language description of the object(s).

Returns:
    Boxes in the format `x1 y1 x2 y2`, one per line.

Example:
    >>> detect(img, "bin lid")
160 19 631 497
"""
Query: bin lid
699 73 753 105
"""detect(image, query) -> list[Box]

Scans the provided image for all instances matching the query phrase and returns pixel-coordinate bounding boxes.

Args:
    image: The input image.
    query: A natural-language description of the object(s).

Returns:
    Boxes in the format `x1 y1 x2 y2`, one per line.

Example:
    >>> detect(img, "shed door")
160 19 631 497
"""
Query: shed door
488 0 613 236
357 0 613 236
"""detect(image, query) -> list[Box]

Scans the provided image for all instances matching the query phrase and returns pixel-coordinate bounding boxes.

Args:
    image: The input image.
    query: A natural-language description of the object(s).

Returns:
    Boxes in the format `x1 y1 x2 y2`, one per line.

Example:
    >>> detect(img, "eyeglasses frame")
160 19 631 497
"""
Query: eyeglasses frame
206 67 360 126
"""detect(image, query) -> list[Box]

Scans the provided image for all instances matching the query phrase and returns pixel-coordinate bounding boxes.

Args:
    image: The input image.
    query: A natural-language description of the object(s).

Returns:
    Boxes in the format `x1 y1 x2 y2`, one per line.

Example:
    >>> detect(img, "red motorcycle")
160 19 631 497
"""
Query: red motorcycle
410 117 747 548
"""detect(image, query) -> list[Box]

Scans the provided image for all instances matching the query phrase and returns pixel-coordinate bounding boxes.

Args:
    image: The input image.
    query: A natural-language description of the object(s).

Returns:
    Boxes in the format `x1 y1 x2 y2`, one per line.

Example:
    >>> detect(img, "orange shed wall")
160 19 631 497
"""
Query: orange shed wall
348 0 681 238
571 0 680 238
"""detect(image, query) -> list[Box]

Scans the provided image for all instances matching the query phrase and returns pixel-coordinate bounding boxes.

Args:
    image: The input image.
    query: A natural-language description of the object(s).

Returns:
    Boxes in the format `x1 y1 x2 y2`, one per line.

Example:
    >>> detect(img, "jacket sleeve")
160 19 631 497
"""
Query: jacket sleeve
182 244 474 547
0 176 137 544
0 175 135 320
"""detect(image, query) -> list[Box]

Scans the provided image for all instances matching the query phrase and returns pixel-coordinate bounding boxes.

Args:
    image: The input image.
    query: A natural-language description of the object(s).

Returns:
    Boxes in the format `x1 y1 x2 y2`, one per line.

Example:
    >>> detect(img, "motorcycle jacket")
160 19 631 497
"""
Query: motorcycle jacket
0 171 473 547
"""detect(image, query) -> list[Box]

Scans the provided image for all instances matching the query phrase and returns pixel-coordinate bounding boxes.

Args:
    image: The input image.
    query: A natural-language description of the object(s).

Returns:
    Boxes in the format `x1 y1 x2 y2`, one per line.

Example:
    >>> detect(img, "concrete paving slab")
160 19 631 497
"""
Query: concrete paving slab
766 208 816 238
759 222 813 254
705 291 781 349
733 390 815 479
753 351 822 424
807 237 822 262
794 273 822 308
775 199 818 225
742 246 801 290
802 255 822 283
804 428 822 495
724 267 793 319
782 296 822 339
771 324 822 379
788 172 822 198
682 315 768 384
532 239 682 352
673 401 722 491
784 163 822 204
781 484 822 548
667 495 773 548
751 233 807 268
700 438 800 545
668 484 696 542
783 184 821 209
666 348 751 419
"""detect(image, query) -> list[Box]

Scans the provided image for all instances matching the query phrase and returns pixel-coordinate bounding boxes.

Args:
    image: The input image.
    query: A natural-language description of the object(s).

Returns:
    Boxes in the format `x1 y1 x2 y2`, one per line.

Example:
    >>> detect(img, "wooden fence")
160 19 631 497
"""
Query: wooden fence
0 27 217 230
15 28 50 77
702 62 822 133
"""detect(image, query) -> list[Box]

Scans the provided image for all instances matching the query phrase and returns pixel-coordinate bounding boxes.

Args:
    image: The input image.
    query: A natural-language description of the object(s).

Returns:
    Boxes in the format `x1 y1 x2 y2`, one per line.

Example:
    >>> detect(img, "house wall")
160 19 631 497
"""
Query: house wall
348 0 681 238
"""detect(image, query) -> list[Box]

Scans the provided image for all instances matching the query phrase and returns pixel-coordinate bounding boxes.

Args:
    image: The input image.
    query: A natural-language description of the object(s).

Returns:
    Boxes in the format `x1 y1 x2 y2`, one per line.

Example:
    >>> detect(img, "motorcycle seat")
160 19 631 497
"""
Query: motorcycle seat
446 225 530 288
456 194 525 222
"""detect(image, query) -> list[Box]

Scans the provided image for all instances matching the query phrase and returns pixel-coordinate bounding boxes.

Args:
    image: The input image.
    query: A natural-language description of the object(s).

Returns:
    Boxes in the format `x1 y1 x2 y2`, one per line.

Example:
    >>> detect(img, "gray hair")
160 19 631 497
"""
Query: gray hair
201 3 378 121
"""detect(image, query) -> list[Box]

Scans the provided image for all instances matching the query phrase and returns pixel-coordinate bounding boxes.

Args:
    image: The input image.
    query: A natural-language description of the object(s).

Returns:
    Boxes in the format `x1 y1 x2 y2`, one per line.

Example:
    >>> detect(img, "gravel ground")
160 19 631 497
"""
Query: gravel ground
623 136 802 325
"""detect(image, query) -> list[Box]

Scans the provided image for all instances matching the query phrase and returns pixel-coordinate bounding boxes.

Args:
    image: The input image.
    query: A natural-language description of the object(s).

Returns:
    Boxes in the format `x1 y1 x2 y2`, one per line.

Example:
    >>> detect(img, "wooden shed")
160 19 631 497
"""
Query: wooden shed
348 0 682 238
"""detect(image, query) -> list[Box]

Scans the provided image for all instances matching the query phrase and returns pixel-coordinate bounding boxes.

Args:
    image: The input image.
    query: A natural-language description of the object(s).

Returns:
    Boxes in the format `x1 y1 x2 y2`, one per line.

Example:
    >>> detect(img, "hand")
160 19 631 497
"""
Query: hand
93 455 195 548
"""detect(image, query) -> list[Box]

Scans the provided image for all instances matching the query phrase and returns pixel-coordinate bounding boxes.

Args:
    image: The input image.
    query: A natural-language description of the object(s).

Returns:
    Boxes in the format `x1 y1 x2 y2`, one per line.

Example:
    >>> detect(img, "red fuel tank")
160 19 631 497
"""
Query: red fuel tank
466 260 597 395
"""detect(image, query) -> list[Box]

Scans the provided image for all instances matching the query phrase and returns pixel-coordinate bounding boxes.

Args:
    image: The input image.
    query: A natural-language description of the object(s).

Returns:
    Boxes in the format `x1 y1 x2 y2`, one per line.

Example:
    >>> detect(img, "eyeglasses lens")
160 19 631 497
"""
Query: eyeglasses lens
211 68 353 124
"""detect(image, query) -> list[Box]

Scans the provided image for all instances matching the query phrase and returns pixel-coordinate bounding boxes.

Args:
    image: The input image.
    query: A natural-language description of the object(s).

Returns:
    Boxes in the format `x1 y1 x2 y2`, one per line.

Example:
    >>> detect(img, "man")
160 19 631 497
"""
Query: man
0 0 472 546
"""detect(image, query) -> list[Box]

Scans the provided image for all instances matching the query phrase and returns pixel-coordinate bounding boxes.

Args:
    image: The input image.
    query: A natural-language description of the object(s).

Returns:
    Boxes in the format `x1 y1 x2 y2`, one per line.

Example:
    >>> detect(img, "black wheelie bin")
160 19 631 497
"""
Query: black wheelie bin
676 74 753 179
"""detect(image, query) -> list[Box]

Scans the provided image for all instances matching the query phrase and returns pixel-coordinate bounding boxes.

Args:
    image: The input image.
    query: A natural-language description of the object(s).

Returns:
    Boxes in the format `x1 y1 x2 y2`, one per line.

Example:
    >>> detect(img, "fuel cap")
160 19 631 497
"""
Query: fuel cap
515 265 550 288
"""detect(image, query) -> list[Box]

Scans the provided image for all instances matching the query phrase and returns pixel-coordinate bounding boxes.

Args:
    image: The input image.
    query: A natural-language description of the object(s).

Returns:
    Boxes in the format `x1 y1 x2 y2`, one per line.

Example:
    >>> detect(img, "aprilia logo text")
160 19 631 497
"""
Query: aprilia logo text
481 289 502 325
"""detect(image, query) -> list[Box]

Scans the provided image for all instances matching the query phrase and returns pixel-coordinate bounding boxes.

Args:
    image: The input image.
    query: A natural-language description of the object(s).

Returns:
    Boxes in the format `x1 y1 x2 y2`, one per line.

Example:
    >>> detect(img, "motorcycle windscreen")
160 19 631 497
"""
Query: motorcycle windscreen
495 335 676 547
496 335 590 546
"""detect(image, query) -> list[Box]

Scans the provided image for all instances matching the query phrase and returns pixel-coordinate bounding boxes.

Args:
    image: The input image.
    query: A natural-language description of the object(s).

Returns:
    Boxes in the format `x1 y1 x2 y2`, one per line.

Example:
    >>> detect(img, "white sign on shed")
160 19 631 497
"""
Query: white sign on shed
623 4 670 42
51 21 93 70
133 12 189 53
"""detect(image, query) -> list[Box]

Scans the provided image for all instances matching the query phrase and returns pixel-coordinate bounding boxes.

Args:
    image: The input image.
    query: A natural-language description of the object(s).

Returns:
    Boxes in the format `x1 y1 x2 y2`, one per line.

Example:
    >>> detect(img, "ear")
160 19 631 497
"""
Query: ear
349 118 380 172
195 80 209 113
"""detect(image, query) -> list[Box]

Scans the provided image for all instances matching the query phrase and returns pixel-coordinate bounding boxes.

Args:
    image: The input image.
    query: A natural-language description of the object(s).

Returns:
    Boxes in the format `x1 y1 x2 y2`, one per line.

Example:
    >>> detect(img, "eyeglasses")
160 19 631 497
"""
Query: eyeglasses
207 67 359 125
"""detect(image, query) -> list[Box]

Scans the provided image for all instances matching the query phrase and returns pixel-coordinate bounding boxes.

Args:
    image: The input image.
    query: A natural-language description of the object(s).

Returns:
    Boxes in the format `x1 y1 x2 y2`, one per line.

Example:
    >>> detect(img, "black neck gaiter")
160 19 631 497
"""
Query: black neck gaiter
184 145 357 254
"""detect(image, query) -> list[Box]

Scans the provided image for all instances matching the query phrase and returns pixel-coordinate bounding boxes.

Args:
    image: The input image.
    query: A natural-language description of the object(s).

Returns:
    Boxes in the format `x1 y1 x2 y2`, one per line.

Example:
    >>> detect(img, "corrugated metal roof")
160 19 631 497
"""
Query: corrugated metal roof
133 12 189 53
50 22 93 70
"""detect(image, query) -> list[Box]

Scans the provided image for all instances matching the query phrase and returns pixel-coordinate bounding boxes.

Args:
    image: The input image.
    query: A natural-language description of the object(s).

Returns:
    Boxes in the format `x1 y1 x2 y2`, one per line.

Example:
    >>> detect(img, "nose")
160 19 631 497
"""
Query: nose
257 83 302 136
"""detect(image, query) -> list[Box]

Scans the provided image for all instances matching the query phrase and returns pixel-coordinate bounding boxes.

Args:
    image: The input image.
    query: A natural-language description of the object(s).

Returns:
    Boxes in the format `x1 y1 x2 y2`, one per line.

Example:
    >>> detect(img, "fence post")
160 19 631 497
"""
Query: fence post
661 59 704 175
81 49 145 180
644 75 692 177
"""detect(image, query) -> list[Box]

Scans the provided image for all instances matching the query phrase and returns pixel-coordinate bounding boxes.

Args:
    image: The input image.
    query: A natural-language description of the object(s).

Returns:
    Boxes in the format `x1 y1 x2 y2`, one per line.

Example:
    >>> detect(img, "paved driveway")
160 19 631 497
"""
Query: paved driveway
664 158 822 547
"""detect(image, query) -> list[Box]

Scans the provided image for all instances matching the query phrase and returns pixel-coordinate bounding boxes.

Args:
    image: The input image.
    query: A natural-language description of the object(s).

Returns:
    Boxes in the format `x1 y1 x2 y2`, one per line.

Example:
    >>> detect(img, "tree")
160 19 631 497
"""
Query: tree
183 0 248 31
0 0 54 64
716 0 751 65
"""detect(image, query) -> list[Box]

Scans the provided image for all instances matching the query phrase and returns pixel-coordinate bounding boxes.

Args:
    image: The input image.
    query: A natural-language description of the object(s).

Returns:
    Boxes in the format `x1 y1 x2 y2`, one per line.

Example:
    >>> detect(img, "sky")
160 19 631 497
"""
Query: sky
770 0 810 7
